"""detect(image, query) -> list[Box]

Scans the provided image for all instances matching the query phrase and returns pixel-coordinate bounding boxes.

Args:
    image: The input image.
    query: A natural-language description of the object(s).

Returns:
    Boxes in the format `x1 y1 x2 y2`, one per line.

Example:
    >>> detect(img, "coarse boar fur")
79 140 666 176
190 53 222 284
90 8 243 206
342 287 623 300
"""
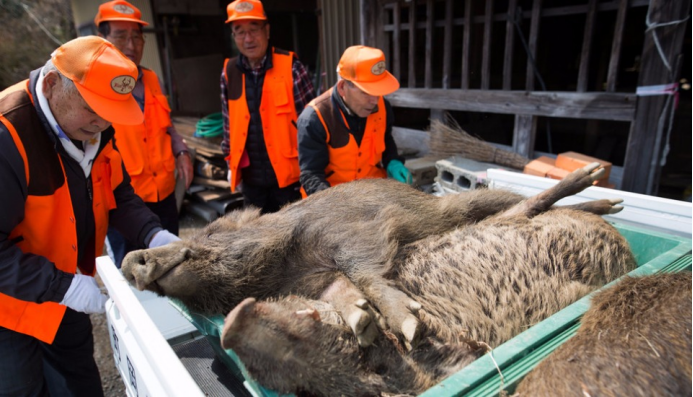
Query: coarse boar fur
514 272 692 397
123 163 625 348
219 192 637 396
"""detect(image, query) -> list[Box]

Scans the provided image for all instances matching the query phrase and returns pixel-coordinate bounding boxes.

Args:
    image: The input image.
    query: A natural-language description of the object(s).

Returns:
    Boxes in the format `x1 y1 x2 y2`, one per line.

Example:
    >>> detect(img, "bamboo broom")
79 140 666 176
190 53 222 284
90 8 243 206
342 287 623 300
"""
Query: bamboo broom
427 114 530 170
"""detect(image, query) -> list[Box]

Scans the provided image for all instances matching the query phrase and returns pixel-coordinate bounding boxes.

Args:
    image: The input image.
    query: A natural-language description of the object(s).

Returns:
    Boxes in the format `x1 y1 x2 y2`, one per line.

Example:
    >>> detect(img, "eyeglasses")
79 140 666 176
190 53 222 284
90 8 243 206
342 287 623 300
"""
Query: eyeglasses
108 34 145 47
232 25 266 40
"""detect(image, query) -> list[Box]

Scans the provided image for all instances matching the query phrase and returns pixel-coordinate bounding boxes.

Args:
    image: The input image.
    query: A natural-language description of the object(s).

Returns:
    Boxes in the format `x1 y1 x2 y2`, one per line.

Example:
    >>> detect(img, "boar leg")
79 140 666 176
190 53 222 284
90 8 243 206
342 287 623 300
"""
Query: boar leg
561 198 624 215
500 162 605 219
358 279 423 351
319 275 385 347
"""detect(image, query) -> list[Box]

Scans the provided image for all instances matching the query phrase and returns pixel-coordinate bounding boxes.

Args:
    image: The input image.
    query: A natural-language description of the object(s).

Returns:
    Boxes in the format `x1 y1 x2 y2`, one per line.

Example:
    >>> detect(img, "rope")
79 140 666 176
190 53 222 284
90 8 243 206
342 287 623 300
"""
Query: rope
194 113 224 138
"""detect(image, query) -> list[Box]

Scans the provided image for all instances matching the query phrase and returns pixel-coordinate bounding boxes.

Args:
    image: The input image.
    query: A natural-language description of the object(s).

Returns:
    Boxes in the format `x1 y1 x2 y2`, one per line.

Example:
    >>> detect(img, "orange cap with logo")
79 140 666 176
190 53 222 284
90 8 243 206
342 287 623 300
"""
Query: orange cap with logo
337 45 400 97
226 0 267 23
51 36 143 125
94 0 149 26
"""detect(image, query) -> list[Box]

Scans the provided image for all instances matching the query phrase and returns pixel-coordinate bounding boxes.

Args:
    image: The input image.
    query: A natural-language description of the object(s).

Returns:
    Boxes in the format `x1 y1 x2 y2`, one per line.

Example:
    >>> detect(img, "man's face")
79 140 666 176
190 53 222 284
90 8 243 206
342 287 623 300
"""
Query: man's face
42 71 111 141
232 20 270 66
101 21 145 65
336 80 379 118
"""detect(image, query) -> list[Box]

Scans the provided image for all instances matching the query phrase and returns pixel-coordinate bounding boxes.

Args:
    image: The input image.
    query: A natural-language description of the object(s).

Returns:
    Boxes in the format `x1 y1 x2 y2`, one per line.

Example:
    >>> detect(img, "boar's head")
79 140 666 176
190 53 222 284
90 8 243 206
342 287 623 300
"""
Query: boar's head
122 207 291 315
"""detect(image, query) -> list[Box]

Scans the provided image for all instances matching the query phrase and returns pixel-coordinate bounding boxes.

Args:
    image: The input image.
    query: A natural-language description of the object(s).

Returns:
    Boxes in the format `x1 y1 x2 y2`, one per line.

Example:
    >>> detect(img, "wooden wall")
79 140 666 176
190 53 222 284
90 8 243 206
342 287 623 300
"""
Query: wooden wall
361 0 690 195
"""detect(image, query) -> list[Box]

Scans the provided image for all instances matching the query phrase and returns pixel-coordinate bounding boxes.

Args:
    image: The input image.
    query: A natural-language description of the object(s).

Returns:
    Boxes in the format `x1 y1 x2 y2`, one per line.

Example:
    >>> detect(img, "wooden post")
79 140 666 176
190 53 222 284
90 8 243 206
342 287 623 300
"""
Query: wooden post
576 0 597 92
481 0 494 89
525 0 542 91
393 2 401 80
442 0 453 89
360 0 378 47
503 0 517 90
513 114 537 158
408 1 417 88
461 0 471 89
606 0 629 92
621 0 690 194
425 0 434 88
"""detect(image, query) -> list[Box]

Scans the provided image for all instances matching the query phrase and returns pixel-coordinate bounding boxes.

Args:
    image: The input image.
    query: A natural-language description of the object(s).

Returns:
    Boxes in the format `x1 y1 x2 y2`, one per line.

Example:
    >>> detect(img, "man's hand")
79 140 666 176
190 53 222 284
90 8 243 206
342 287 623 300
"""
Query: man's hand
149 230 181 248
176 151 193 189
386 160 413 185
60 274 108 314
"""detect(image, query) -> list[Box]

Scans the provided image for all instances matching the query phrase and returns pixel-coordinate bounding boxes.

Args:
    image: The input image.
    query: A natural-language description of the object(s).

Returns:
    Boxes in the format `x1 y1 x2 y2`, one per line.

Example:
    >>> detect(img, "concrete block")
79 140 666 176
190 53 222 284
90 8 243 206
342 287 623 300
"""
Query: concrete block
435 156 504 192
404 155 447 187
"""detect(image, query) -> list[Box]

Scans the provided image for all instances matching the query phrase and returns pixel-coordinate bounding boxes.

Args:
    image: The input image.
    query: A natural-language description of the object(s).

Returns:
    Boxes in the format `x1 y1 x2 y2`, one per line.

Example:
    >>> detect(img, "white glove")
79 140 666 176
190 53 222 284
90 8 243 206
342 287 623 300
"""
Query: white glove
149 229 181 248
60 274 108 314
227 169 232 183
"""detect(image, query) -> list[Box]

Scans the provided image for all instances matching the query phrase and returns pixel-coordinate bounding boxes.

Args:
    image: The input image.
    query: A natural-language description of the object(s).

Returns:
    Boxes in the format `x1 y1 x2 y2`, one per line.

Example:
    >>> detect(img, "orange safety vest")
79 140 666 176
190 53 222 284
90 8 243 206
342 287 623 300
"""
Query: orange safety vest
308 87 387 188
0 81 123 344
224 48 300 192
112 68 175 202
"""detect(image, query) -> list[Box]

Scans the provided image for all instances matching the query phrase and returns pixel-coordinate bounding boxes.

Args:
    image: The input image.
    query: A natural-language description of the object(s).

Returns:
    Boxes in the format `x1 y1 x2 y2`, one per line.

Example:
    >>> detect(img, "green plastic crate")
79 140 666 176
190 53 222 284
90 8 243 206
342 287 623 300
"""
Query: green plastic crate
170 222 692 397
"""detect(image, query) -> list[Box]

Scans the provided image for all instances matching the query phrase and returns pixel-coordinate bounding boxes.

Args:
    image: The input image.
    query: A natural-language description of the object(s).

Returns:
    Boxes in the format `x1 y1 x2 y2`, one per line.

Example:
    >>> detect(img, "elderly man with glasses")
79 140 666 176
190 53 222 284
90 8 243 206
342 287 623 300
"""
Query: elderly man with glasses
221 0 315 213
95 0 193 268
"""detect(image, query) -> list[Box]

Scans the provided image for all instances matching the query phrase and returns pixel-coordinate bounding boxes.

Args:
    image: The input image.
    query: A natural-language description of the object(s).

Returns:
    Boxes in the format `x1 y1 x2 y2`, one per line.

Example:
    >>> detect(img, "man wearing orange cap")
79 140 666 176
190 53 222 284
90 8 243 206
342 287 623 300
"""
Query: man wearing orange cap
95 0 193 268
298 45 411 196
221 0 315 213
0 36 180 396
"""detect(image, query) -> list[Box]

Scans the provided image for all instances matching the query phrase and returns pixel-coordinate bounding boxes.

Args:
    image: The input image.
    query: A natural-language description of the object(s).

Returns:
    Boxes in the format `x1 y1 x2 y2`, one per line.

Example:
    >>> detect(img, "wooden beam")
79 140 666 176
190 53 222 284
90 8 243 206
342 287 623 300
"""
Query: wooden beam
513 114 537 158
408 1 417 88
606 0 629 92
425 0 434 88
577 0 598 92
461 0 471 89
525 0 542 91
481 0 494 89
621 0 691 194
503 0 518 90
387 89 636 121
442 0 453 89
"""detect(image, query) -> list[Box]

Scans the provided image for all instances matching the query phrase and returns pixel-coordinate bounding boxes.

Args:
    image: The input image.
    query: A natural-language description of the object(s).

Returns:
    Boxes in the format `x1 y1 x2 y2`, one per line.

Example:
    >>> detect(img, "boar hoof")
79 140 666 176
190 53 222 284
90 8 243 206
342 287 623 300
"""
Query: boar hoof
347 303 380 347
401 316 421 351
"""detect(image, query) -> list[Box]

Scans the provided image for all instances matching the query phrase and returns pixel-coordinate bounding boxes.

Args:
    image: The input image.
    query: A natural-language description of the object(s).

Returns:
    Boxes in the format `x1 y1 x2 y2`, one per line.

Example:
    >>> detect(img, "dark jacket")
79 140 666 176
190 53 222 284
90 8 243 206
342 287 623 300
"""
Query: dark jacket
0 69 162 304
297 87 401 195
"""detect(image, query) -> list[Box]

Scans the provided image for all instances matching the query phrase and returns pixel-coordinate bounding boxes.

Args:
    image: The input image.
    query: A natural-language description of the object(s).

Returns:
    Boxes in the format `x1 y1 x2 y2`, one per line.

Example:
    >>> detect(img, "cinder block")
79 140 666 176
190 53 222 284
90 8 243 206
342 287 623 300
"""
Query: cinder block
435 156 502 192
404 156 447 187
556 151 612 181
523 156 556 177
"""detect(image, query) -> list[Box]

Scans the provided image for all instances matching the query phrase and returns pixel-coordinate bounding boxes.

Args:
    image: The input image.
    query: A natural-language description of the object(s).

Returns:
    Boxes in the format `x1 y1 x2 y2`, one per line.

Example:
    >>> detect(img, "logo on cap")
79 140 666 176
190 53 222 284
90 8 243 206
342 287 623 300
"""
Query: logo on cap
113 4 135 14
235 2 253 12
371 61 386 76
111 75 136 94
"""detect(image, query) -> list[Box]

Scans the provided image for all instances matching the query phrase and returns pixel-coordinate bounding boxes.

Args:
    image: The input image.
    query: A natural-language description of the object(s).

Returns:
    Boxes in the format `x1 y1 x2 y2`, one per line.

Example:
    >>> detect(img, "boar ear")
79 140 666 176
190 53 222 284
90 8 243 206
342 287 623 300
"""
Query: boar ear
295 308 321 322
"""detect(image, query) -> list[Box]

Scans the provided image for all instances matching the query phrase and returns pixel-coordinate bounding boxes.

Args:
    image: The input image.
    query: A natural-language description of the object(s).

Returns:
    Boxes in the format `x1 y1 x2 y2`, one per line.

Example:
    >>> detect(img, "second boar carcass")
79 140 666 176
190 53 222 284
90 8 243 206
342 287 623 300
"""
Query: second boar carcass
515 272 692 397
123 163 624 347
219 179 637 396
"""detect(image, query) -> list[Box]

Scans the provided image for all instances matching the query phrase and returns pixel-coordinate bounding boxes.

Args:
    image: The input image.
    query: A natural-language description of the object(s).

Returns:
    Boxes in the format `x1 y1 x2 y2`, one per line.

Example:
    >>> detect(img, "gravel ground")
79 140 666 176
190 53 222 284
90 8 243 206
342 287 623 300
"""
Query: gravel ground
92 210 209 397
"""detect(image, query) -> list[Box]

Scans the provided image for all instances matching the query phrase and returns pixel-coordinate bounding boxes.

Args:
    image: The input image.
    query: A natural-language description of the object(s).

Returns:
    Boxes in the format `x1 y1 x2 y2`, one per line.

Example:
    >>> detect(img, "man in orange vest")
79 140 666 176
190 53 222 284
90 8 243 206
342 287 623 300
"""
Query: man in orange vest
0 37 179 396
95 0 193 268
221 0 315 213
298 45 412 196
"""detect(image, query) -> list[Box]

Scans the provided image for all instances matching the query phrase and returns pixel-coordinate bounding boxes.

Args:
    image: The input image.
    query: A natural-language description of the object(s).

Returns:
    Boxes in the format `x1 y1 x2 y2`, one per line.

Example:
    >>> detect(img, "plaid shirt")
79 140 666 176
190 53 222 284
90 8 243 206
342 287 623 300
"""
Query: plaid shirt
220 50 315 157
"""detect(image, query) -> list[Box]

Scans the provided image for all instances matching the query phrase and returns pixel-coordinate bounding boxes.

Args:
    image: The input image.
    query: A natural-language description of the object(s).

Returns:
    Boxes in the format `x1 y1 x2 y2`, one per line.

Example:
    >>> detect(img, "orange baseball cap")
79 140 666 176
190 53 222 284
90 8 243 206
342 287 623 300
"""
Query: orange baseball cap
94 0 149 26
51 36 143 125
337 45 400 96
226 0 267 23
